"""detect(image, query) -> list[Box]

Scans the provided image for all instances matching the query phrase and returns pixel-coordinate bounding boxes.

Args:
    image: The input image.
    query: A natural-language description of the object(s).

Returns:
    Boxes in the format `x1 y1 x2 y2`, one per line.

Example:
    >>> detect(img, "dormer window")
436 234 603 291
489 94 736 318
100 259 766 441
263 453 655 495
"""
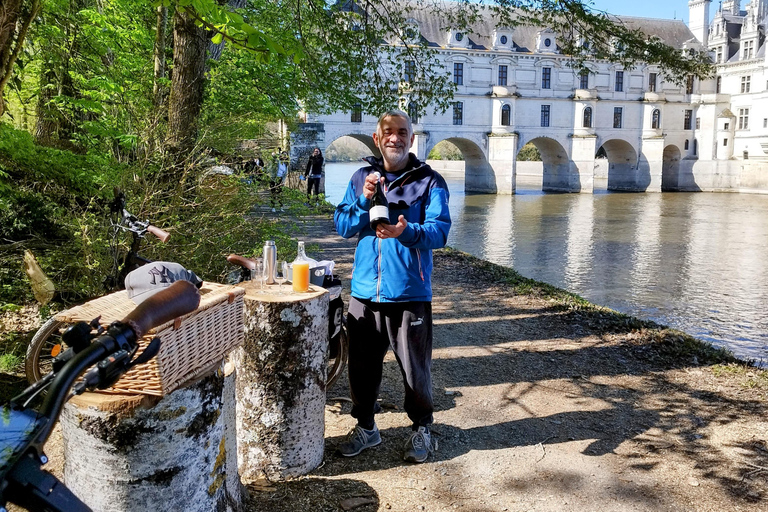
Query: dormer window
448 28 470 48
403 19 420 43
535 29 557 53
493 28 514 50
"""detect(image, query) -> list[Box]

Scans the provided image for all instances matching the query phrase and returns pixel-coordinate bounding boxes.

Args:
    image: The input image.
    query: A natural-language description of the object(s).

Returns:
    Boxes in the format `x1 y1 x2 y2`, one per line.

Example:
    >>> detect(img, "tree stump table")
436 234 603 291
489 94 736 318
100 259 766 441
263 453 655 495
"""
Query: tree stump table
61 367 243 512
231 282 328 482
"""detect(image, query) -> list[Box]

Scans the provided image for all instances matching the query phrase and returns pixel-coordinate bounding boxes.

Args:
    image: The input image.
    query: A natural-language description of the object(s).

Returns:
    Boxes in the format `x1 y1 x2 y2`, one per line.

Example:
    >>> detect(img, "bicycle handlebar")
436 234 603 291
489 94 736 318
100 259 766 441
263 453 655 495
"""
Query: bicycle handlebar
226 254 256 271
146 224 170 243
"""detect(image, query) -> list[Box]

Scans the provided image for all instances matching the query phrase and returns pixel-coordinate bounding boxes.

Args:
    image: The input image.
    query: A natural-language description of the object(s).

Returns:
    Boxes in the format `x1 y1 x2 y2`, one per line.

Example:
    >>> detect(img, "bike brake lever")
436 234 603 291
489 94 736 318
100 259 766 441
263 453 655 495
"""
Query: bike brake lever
129 337 161 367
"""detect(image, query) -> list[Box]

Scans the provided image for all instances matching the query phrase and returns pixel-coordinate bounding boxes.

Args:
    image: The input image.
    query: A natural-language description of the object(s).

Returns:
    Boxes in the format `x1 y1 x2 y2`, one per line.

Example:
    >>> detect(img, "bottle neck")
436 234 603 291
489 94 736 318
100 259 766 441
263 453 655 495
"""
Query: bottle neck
296 242 307 261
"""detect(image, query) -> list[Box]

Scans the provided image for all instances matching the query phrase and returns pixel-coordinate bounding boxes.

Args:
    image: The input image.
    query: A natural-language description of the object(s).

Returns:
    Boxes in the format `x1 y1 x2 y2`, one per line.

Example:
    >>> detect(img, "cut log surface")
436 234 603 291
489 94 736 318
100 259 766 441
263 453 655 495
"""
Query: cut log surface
61 367 243 512
232 282 328 482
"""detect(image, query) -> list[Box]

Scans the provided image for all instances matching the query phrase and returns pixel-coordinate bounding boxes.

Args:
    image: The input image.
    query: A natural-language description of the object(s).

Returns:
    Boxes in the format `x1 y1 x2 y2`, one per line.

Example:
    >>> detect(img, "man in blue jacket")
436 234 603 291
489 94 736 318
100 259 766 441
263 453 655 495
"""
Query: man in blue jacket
334 109 451 463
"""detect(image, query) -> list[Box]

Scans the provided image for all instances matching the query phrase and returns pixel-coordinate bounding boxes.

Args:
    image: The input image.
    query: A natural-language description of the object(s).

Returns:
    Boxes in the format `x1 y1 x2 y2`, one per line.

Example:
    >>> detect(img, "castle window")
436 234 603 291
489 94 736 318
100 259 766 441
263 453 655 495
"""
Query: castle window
651 109 661 129
501 104 511 126
684 110 693 130
583 106 592 128
541 67 551 89
453 102 463 125
541 105 550 127
716 47 723 63
696 117 701 129
500 35 508 45
716 76 722 93
738 108 749 129
613 107 622 128
615 71 624 92
544 38 552 47
743 40 754 60
404 60 416 83
684 139 689 150
498 65 508 86
408 102 419 124
351 104 362 123
453 63 464 85
741 75 751 93
686 75 694 94
579 71 589 89
648 73 657 92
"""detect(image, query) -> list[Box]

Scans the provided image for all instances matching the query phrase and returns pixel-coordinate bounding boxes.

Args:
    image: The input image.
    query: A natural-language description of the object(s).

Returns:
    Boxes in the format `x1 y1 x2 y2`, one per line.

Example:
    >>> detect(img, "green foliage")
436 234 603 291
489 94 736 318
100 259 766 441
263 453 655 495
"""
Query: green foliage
427 141 463 161
0 354 22 373
517 143 542 161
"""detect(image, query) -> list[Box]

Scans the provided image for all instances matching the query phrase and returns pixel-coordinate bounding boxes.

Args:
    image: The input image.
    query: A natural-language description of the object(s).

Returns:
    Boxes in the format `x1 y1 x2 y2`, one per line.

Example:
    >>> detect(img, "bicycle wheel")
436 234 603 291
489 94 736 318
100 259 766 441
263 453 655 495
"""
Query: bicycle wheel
327 323 349 389
25 317 72 384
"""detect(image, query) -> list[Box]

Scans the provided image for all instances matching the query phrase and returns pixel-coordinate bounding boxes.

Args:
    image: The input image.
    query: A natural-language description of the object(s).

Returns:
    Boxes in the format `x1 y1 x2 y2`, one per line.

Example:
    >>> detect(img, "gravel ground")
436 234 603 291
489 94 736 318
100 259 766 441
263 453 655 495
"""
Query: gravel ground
242 213 768 512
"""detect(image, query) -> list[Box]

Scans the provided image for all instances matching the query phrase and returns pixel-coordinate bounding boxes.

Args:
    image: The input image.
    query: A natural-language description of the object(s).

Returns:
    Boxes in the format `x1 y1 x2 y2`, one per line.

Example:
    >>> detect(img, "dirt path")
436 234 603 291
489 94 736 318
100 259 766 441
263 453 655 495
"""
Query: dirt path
244 214 768 512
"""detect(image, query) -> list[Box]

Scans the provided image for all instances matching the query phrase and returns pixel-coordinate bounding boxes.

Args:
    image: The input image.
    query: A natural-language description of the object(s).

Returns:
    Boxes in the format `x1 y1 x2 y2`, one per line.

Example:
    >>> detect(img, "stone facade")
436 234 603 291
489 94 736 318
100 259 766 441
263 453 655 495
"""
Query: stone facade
303 1 768 194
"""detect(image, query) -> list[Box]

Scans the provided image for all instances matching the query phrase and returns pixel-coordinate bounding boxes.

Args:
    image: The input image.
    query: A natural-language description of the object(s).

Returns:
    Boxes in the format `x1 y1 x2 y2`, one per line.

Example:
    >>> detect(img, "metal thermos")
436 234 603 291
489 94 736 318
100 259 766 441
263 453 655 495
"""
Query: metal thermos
263 240 276 284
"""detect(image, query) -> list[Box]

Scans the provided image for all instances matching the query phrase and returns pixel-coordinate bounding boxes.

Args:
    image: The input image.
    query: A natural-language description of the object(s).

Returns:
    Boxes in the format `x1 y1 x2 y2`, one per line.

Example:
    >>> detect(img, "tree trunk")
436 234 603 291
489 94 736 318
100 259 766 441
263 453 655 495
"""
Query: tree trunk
0 0 39 119
153 5 168 108
34 57 58 145
232 283 328 482
166 7 208 155
61 368 244 512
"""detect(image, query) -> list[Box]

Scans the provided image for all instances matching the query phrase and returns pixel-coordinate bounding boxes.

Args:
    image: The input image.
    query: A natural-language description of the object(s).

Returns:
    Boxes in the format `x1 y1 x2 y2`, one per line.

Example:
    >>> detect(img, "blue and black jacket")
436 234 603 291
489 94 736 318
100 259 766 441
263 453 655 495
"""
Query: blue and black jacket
334 154 451 302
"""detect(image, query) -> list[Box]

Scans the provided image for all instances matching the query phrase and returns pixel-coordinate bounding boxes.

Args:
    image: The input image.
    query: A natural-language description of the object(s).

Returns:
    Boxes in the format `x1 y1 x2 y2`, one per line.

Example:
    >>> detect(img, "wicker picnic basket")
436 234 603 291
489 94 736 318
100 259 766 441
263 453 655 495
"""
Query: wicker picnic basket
54 282 245 396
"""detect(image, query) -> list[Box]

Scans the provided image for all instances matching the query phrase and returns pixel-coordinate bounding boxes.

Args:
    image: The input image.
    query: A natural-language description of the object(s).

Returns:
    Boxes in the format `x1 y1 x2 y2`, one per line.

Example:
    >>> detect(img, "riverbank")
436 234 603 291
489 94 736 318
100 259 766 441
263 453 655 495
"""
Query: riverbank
245 213 768 512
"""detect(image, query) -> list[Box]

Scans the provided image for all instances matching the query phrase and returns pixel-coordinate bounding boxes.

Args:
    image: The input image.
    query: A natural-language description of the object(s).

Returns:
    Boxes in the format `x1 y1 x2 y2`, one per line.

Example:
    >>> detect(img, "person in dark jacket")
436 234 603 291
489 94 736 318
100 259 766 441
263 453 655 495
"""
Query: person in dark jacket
304 147 324 203
334 110 451 463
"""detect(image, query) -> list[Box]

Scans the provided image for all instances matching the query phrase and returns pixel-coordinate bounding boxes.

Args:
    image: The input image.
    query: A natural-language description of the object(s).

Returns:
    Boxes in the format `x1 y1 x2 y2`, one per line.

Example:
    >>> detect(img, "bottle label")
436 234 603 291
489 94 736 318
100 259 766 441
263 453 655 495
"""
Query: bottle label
370 205 389 223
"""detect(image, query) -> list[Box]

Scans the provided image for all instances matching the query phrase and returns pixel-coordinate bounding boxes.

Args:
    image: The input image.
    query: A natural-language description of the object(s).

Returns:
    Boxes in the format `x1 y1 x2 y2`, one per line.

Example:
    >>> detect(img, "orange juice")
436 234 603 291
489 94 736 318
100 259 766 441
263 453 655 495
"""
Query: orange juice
292 262 310 292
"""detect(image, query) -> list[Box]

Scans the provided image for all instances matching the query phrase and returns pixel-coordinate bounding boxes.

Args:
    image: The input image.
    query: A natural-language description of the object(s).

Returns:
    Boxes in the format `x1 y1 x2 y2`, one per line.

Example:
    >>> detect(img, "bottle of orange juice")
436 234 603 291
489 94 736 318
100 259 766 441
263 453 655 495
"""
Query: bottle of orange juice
292 241 310 292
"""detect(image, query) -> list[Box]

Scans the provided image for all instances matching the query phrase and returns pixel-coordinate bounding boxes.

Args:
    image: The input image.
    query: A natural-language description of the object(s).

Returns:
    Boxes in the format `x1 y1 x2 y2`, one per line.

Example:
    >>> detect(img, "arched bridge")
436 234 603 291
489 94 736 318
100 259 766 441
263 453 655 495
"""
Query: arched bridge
291 119 684 194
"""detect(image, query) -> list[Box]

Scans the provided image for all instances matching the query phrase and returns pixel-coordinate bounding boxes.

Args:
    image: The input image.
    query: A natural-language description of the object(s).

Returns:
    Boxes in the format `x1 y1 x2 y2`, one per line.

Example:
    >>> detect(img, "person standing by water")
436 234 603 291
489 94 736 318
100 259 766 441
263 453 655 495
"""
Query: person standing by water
269 150 288 212
304 147 324 204
333 110 451 463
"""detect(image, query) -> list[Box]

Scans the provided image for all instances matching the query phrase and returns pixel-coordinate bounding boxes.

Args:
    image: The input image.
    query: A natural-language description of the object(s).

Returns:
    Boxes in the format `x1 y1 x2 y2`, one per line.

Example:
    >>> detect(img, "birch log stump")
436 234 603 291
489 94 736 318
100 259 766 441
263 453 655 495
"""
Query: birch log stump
61 366 243 512
232 282 328 482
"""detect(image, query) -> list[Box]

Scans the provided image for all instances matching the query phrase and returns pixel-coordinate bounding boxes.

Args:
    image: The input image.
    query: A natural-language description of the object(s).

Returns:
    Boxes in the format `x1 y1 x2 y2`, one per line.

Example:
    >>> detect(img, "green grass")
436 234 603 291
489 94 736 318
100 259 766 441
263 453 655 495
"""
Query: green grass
0 353 22 373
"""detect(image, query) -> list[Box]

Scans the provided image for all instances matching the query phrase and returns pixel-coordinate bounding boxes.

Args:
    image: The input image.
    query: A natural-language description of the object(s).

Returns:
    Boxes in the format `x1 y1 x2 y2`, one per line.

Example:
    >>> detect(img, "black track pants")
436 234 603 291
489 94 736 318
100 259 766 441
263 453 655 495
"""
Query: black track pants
346 297 433 430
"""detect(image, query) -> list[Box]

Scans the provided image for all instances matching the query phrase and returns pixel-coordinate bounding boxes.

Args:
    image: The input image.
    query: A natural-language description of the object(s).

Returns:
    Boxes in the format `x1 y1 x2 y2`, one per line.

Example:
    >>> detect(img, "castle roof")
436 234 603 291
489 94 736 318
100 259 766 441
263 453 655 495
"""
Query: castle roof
402 8 695 52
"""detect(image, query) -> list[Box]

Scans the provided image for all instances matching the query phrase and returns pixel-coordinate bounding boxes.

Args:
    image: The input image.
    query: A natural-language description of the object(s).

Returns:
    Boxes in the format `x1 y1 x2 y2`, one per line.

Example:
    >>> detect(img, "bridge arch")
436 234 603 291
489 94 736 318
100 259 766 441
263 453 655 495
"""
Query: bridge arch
519 136 574 192
325 133 378 158
426 136 496 193
661 144 681 191
598 138 643 191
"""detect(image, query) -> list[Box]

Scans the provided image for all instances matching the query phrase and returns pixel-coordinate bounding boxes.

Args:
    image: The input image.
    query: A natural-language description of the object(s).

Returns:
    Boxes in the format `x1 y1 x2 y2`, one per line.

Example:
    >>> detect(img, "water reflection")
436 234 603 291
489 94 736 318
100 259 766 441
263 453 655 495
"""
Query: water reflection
325 162 768 363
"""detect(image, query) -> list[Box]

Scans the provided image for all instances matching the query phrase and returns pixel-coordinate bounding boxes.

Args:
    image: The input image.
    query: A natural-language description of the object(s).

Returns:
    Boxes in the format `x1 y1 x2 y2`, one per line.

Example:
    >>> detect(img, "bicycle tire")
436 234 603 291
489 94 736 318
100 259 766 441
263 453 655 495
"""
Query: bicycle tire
327 323 349 389
25 317 72 384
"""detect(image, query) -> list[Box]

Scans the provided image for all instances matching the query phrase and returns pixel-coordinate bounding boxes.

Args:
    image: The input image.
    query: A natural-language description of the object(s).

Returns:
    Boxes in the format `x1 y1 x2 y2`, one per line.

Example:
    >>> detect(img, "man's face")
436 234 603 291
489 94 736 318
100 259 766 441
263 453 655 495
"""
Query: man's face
373 115 414 172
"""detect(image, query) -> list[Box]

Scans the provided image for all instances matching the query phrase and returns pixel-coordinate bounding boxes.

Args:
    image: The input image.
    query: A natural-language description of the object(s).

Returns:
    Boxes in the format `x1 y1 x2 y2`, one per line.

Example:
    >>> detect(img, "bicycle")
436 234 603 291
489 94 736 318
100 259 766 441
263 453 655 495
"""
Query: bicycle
25 189 170 384
226 254 349 388
2 280 200 512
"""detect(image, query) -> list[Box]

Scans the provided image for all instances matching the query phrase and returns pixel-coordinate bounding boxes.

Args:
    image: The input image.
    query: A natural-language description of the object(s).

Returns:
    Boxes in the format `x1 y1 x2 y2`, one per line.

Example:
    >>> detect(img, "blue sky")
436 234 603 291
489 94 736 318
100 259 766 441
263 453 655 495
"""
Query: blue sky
588 0 718 24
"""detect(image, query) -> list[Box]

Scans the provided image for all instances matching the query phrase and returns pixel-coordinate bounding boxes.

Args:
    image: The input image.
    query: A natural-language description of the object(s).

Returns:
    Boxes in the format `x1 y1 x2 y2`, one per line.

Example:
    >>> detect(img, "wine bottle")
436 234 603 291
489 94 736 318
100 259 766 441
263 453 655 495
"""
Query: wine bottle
369 171 390 230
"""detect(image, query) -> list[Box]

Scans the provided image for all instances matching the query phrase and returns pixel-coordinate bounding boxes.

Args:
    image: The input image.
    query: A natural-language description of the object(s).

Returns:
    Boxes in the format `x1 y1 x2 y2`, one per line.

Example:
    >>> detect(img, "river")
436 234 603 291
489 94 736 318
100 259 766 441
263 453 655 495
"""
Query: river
322 161 768 364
